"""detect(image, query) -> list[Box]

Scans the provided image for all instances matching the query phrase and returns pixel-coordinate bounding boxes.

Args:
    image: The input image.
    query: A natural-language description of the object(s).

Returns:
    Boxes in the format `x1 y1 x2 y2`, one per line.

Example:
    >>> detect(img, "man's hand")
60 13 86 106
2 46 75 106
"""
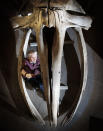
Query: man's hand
25 73 34 79
21 69 26 76
21 69 35 78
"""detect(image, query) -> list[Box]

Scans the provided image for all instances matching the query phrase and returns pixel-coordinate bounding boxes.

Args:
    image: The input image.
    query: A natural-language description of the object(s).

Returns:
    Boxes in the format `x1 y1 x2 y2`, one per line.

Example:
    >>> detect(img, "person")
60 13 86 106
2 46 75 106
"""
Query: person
21 50 44 94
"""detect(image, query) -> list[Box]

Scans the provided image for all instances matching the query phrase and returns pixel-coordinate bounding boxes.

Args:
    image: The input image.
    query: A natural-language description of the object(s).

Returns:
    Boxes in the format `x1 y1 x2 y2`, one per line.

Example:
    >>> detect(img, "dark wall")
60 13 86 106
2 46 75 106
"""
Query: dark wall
77 0 103 58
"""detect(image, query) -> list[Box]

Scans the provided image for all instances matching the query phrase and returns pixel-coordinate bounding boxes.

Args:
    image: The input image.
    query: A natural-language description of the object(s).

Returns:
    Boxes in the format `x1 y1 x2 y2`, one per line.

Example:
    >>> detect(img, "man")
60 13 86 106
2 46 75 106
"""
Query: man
21 50 44 93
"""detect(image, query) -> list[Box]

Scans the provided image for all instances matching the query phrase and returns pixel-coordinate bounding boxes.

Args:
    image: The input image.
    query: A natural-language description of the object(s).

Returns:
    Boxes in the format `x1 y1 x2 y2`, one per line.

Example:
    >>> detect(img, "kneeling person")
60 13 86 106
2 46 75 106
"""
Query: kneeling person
21 50 44 93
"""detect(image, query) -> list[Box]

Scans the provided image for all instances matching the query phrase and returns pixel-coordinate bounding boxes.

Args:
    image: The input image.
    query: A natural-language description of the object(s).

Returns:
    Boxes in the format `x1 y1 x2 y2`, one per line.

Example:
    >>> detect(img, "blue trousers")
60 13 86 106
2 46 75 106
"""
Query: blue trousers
25 75 44 93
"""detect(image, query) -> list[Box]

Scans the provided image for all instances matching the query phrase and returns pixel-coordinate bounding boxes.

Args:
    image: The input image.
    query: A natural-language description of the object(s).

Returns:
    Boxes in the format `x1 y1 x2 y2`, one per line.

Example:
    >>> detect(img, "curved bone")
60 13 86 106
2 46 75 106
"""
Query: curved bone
23 29 32 57
18 30 45 125
62 27 88 126
75 27 88 100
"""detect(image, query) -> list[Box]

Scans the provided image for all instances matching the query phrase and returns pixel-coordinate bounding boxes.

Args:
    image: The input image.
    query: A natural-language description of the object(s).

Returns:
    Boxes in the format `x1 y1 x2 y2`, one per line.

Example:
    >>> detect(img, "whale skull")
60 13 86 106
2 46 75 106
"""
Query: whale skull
11 0 92 126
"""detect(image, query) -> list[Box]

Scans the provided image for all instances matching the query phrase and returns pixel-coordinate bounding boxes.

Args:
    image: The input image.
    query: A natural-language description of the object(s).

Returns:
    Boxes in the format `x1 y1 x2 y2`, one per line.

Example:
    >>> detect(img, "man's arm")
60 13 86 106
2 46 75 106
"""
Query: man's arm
21 69 35 79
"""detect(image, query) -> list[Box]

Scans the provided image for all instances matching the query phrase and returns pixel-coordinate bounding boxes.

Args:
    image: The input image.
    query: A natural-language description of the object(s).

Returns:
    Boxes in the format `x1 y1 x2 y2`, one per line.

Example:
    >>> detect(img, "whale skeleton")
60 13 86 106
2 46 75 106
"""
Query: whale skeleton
11 0 92 126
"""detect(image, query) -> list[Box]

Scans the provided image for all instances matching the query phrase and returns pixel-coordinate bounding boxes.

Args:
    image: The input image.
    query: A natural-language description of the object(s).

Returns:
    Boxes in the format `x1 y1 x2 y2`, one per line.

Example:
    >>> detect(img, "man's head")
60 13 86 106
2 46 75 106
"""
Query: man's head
27 50 37 63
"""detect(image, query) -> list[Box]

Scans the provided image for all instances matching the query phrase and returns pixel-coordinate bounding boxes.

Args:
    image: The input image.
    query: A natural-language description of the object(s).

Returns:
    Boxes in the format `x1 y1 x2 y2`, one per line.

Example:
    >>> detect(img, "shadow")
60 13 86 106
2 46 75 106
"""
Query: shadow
89 116 103 131
59 41 81 116
0 15 34 120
